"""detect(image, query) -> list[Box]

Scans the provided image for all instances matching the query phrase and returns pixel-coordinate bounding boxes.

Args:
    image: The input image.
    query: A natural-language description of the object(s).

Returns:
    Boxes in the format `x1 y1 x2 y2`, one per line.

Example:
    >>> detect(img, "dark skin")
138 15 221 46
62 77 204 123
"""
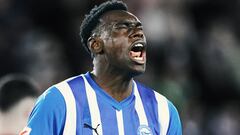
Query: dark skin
88 10 147 101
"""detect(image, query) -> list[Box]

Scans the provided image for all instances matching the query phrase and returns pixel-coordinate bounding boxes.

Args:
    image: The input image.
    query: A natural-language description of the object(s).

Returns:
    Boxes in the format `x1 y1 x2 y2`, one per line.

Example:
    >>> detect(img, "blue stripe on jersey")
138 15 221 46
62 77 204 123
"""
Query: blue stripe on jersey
96 96 119 134
136 82 160 134
167 100 182 135
67 76 92 134
122 100 139 135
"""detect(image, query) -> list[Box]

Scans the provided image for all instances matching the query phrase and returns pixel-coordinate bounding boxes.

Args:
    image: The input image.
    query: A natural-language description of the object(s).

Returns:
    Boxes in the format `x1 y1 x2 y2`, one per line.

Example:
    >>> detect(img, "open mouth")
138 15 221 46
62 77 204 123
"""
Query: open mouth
129 42 146 64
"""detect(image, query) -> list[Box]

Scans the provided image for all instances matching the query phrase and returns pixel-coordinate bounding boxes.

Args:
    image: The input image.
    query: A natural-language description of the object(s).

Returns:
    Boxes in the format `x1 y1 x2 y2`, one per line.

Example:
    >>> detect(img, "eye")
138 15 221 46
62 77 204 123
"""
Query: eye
137 25 143 30
114 23 129 29
136 22 143 30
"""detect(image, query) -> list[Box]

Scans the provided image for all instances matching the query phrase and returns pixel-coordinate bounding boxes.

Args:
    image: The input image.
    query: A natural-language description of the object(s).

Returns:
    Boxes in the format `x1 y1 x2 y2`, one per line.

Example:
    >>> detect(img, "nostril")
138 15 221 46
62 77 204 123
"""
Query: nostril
134 35 142 39
132 32 144 39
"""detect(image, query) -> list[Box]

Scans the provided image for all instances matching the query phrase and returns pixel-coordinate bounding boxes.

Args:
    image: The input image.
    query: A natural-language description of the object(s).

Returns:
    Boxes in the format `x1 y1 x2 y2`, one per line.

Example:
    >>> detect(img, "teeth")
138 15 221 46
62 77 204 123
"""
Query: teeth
131 43 144 52
134 43 143 47
134 57 143 61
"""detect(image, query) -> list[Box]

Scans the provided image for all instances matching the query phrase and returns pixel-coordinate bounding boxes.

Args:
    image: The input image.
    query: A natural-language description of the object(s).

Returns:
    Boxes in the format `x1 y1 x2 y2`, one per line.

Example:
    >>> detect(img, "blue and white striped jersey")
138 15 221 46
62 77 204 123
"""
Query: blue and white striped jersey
25 72 182 135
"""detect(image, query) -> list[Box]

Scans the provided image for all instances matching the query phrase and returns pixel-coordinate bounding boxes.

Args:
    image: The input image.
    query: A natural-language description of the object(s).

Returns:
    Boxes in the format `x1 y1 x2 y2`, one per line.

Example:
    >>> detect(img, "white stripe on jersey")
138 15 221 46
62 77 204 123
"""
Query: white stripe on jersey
82 76 103 135
154 91 170 135
133 81 149 126
55 81 77 135
116 110 125 135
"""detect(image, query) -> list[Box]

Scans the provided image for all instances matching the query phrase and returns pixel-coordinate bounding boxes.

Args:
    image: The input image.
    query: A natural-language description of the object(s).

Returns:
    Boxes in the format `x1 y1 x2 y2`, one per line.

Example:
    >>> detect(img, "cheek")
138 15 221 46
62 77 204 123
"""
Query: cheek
112 40 129 60
107 46 124 61
112 36 128 47
110 30 129 45
106 36 128 53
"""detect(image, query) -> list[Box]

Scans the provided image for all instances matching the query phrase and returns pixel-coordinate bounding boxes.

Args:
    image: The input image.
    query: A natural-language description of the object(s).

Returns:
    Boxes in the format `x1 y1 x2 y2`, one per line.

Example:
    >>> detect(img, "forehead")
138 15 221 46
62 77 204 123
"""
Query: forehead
100 10 140 24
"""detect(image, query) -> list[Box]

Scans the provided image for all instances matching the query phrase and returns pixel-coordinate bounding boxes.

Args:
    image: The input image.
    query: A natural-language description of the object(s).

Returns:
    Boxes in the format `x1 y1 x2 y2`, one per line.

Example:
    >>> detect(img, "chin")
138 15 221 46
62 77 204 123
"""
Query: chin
130 66 146 77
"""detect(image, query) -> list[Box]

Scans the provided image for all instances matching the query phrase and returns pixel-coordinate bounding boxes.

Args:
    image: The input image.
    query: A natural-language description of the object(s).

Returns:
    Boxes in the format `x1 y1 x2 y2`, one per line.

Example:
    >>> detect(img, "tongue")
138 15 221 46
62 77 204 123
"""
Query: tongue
130 51 141 57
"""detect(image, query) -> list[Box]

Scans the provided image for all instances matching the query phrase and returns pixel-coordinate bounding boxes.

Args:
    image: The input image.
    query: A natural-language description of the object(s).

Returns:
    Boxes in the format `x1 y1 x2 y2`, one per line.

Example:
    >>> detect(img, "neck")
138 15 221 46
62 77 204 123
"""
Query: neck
91 66 133 102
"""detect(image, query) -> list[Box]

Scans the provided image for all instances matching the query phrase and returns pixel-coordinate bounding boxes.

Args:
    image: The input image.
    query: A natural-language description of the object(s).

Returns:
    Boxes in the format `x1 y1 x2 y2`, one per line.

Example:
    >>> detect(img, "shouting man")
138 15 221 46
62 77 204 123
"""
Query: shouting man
20 1 182 135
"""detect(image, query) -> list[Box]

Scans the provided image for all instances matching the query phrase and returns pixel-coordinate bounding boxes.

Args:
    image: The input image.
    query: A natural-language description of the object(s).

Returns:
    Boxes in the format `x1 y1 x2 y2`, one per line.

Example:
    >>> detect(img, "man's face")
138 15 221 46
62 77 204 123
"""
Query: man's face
99 10 147 76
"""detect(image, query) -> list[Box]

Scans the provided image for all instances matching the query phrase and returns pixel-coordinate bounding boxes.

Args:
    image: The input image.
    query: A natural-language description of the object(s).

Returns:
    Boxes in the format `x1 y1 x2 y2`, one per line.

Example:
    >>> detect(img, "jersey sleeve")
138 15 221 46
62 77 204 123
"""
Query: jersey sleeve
26 86 66 135
167 100 182 135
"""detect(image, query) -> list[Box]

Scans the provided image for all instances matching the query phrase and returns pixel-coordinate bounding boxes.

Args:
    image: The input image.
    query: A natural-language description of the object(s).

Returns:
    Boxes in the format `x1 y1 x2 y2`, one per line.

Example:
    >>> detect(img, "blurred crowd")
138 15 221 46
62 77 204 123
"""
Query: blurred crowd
0 0 240 134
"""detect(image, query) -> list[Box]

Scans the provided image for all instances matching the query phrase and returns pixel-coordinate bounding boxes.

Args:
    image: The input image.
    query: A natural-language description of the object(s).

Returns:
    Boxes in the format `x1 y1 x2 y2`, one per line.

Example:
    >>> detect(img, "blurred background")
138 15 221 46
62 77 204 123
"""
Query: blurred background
0 0 240 134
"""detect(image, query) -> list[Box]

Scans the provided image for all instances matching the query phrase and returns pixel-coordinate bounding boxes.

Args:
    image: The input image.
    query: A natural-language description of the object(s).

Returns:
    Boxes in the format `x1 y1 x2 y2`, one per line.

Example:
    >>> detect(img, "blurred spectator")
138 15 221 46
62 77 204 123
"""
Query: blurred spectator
206 103 240 135
207 22 240 90
15 30 71 92
0 74 39 134
189 20 240 105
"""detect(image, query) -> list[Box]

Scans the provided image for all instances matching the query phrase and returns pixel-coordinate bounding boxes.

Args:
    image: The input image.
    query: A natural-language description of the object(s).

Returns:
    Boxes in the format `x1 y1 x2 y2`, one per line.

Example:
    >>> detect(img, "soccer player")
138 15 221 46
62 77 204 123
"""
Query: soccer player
0 74 39 135
20 1 182 135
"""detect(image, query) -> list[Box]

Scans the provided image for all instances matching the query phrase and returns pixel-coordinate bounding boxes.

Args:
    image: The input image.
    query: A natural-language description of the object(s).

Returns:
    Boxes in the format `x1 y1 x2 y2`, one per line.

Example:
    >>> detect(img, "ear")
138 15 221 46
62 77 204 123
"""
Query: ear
88 36 104 55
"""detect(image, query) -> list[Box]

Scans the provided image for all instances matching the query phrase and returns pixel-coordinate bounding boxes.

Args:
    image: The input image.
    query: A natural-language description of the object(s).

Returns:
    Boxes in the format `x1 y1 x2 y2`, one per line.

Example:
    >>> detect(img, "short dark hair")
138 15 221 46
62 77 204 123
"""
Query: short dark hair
0 74 39 112
79 0 128 54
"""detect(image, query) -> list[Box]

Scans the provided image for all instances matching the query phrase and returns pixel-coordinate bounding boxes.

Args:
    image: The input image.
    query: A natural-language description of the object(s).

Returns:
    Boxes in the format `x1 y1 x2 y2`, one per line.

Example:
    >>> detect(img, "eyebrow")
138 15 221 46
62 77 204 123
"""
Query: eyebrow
115 20 142 27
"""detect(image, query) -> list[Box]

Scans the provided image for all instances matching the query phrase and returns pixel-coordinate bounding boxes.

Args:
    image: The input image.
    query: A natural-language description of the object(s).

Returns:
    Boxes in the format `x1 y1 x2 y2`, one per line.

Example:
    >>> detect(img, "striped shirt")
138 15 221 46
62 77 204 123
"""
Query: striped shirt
25 72 182 135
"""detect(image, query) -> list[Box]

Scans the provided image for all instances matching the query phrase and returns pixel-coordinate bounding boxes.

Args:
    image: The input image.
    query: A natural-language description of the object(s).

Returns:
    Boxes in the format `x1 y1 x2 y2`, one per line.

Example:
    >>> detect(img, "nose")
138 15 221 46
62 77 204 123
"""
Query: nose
129 29 144 39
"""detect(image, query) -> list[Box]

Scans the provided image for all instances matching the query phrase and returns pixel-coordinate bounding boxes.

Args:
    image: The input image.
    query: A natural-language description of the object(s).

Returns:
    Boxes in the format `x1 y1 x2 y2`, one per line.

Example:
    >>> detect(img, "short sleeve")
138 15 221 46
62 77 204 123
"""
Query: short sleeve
26 86 66 135
167 100 182 135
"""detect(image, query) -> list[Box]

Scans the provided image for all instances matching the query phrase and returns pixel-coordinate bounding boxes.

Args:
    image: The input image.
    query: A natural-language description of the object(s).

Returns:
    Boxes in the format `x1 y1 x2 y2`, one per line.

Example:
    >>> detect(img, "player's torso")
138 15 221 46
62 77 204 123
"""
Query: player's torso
67 73 160 135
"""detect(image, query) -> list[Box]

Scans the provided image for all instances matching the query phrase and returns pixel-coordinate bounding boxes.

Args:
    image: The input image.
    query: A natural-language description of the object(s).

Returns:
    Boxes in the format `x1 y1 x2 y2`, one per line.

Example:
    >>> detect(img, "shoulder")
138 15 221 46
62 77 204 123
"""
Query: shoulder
35 86 65 108
25 75 86 135
135 81 156 97
32 74 84 117
26 86 67 134
34 75 83 110
135 81 168 104
136 82 182 134
146 85 180 123
135 81 178 109
153 90 181 124
29 86 66 121
153 91 182 135
166 100 182 134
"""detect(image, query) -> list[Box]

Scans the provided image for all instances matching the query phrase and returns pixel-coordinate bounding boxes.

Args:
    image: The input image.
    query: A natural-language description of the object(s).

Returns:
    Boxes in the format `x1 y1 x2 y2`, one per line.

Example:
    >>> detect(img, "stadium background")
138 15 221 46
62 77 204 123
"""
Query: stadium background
0 0 240 134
